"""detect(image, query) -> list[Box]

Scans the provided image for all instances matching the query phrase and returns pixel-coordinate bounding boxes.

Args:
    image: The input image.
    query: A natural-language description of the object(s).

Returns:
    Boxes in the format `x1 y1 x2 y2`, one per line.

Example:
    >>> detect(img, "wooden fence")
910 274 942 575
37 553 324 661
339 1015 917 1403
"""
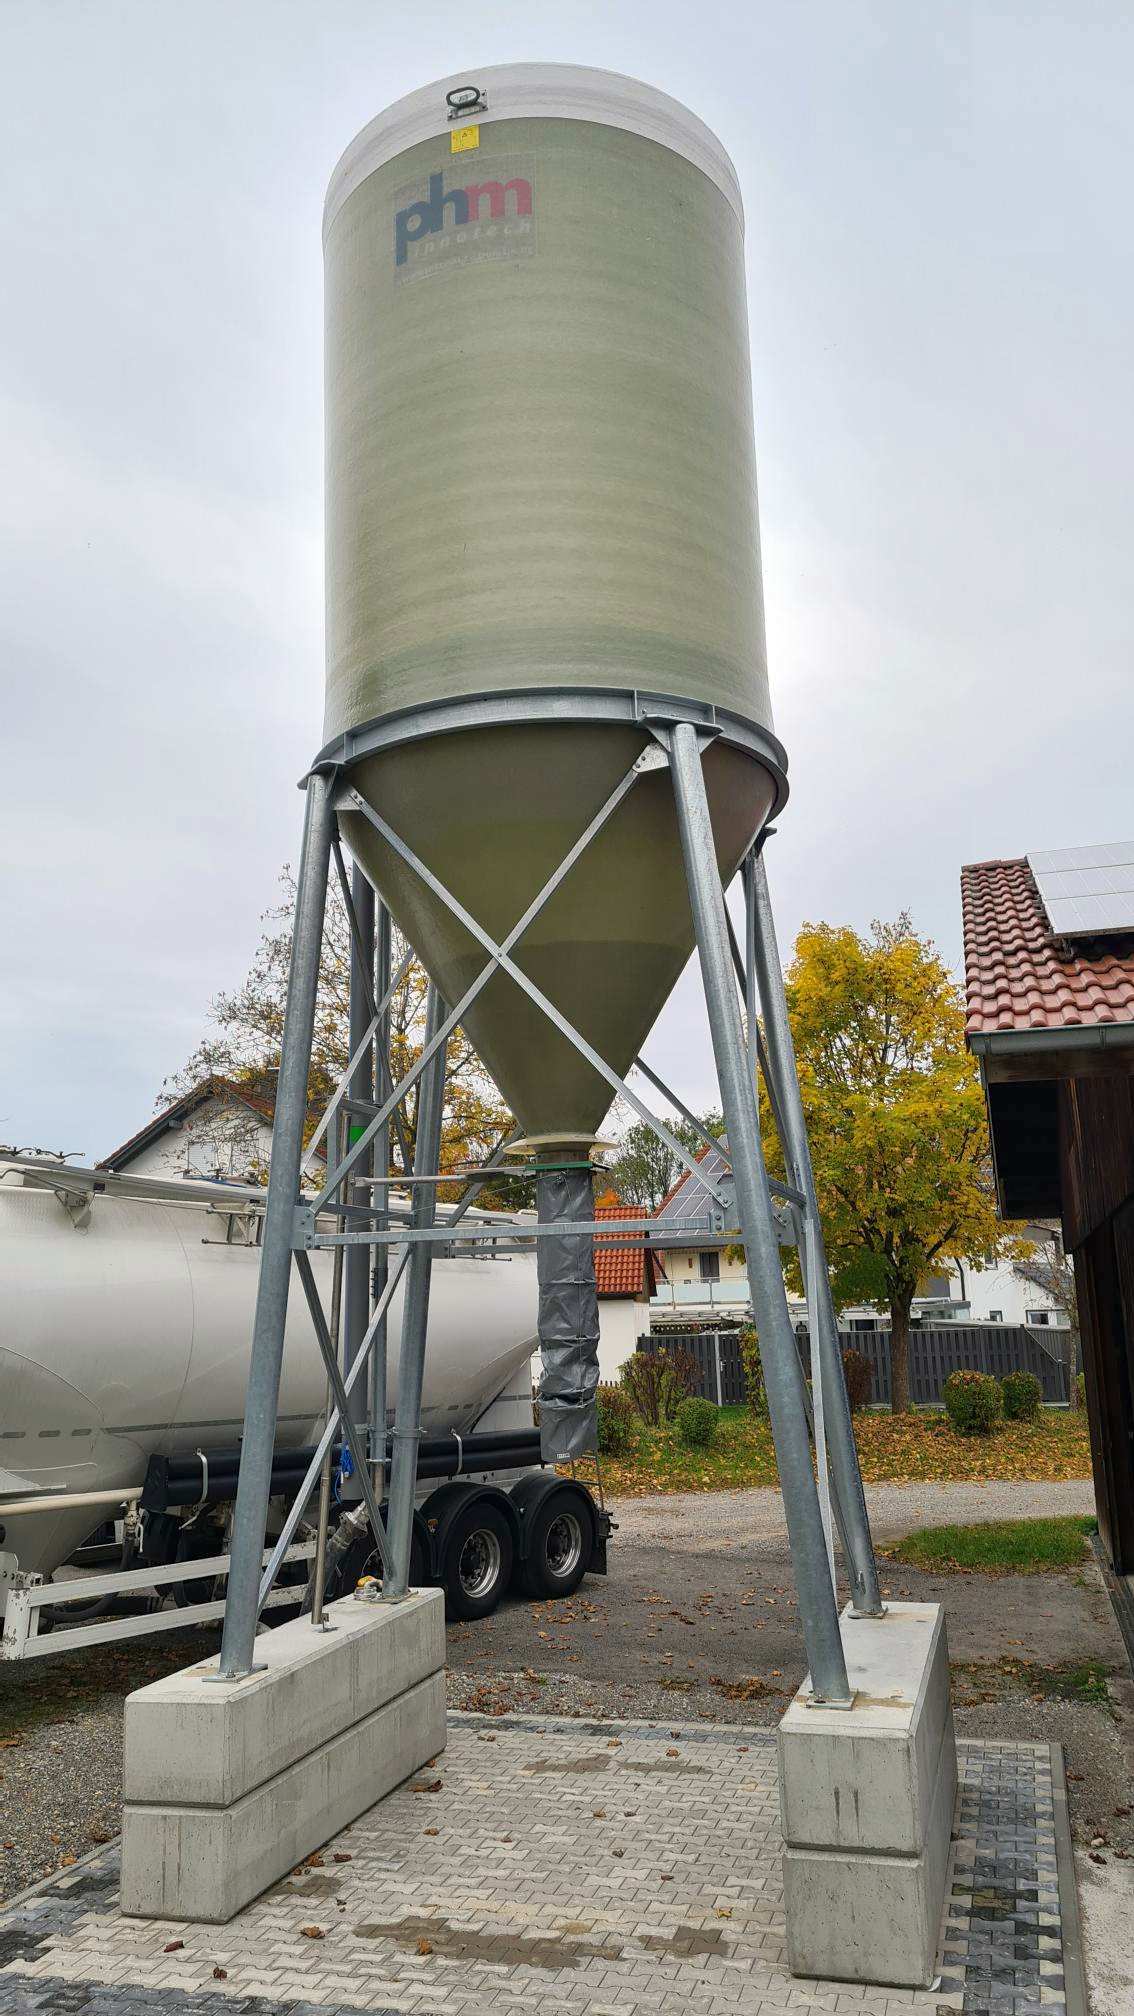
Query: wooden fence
638 1324 1073 1407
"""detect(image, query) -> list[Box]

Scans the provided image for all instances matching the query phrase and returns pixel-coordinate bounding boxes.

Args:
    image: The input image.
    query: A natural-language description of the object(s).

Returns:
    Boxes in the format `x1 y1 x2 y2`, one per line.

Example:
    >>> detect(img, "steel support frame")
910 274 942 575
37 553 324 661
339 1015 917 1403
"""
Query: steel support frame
745 848 883 1618
666 723 851 1702
636 934 881 1625
217 709 875 1700
217 747 678 1672
342 857 375 1441
218 771 339 1679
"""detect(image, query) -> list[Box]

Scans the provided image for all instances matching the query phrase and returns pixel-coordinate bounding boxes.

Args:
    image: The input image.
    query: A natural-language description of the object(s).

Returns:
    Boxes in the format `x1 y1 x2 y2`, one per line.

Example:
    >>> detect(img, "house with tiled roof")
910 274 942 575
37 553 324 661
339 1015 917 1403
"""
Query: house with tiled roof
99 1075 324 1183
962 843 1134 1576
647 1142 1058 1334
649 1144 753 1324
592 1200 667 1383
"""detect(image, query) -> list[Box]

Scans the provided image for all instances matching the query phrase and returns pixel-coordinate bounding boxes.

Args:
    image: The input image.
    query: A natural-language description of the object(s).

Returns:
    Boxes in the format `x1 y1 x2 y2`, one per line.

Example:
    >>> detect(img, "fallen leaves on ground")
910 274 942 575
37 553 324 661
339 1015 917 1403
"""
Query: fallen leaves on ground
951 1657 1111 1707
600 1407 1091 1496
710 1673 787 1702
299 1926 325 1940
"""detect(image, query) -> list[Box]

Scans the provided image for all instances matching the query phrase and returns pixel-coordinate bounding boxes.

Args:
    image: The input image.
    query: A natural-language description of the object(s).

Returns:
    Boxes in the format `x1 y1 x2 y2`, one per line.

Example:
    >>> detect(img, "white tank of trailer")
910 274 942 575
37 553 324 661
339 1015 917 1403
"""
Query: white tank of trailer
0 1161 537 1596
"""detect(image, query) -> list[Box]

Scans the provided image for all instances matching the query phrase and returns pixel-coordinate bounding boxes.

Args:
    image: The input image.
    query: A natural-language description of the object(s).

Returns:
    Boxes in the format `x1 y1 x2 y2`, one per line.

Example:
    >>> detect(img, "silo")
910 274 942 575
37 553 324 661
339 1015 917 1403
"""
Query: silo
216 65 876 1717
320 64 787 1144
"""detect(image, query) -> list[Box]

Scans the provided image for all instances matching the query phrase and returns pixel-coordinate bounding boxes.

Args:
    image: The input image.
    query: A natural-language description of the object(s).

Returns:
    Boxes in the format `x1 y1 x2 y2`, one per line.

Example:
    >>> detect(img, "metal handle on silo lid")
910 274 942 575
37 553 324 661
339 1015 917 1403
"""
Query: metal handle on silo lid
446 84 486 118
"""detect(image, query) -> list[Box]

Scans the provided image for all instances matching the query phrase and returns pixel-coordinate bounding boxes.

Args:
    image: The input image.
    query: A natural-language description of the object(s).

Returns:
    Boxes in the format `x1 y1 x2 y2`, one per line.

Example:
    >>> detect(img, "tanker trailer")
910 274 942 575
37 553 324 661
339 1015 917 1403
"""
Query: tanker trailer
0 1152 607 1658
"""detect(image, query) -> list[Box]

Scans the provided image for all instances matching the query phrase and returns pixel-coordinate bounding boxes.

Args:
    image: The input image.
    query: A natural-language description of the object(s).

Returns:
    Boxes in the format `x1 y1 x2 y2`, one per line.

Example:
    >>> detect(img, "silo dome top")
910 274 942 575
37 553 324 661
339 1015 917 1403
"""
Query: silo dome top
323 62 744 240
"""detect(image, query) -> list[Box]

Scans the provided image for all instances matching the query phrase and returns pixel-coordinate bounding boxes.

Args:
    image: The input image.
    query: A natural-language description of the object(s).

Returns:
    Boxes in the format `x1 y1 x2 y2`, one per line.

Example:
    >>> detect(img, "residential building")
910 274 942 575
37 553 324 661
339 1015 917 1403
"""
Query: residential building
962 844 1134 1575
646 1143 1061 1332
593 1202 666 1383
99 1076 310 1183
648 1145 750 1323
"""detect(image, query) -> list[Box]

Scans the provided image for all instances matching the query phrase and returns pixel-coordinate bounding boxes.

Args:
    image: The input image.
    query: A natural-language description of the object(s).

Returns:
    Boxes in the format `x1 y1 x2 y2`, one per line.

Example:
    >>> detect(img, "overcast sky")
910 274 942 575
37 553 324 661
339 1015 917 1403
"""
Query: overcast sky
2 2 1130 1160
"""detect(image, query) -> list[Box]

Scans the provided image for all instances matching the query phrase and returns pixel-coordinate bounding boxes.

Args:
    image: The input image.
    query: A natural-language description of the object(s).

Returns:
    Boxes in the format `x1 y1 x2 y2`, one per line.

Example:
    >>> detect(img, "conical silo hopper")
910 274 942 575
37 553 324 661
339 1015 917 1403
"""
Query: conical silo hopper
321 64 786 1143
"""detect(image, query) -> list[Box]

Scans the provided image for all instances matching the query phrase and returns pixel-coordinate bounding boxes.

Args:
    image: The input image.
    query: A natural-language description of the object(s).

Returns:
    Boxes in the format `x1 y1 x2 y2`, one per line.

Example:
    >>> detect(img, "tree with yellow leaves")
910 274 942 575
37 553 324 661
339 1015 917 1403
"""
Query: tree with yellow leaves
770 915 1018 1412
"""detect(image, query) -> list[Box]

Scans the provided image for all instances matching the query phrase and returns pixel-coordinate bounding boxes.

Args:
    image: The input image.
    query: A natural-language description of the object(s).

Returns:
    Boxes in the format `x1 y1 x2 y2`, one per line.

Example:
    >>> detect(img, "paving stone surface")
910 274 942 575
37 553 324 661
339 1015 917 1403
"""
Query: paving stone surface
0 1715 1074 2016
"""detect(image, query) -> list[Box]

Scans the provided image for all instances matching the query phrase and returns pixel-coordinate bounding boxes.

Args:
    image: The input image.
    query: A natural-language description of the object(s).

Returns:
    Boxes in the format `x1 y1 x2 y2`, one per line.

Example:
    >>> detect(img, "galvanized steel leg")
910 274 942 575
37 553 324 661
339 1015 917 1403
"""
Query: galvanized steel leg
383 984 447 1600
370 900 392 1496
744 865 836 1588
669 724 850 1704
344 864 375 1443
218 770 337 1679
748 849 884 1618
311 1111 346 1627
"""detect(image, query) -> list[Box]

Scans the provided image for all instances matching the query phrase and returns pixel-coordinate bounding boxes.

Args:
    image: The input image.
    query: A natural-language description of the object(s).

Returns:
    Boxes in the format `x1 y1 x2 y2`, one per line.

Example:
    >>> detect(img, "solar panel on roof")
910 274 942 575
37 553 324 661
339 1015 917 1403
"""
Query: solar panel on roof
1027 842 1134 938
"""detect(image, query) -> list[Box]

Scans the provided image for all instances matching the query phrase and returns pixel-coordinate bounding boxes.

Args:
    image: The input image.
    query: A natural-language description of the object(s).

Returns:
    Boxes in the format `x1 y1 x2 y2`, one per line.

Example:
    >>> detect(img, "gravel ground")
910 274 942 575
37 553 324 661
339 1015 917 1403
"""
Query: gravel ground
0 1478 1121 1909
0 1629 216 1905
609 1476 1098 1548
0 1703 122 1900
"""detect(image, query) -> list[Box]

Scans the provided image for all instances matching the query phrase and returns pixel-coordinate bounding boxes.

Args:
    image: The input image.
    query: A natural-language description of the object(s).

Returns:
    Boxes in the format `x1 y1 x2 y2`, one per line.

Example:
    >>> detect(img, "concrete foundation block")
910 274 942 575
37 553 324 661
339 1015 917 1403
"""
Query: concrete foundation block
777 1600 956 1989
120 1589 445 1922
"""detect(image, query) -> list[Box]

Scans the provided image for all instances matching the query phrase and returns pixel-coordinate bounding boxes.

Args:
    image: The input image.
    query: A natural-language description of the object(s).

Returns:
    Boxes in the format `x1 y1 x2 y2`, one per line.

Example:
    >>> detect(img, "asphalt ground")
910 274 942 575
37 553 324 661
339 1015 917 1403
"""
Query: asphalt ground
3 1477 1130 1909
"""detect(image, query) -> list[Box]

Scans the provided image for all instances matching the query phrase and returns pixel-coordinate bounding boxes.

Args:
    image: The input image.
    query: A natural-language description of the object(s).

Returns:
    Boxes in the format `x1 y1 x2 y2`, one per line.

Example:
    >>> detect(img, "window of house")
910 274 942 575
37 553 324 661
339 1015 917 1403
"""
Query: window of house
1026 1309 1051 1326
988 1309 1004 1323
699 1251 721 1282
849 1316 875 1333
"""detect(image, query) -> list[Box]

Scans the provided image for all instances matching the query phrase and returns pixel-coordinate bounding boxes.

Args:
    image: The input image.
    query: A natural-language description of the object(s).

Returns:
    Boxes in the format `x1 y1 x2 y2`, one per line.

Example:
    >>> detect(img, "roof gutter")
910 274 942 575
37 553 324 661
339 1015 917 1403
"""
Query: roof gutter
969 1021 1134 1061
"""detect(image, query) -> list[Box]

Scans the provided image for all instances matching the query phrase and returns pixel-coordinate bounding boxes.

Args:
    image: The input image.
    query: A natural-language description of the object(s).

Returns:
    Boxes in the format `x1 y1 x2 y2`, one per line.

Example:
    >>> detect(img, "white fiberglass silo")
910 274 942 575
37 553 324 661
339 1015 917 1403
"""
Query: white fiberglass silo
320 64 786 1142
216 65 874 1712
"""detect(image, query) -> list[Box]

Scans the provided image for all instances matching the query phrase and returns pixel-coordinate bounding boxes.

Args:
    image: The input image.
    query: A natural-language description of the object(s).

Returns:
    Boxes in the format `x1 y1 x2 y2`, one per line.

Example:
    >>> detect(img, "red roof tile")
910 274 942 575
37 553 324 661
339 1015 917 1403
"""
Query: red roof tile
961 857 1134 1037
593 1203 665 1299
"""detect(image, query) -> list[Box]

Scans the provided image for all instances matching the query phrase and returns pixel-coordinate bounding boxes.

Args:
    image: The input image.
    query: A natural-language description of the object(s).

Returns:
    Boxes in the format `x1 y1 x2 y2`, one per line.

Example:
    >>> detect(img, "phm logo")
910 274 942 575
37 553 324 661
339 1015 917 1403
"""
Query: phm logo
395 170 533 268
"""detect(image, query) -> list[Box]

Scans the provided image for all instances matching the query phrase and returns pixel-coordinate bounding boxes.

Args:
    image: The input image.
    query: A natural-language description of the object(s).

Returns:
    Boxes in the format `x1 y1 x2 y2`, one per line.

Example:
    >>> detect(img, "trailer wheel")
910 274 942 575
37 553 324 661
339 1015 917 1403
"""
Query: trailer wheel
519 1487 593 1600
441 1500 513 1621
323 1517 429 1603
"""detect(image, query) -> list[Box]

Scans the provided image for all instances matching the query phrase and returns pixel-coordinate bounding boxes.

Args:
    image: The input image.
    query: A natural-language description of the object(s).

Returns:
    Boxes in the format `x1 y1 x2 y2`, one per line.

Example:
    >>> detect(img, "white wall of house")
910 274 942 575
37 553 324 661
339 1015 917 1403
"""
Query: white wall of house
122 1097 274 1181
650 1244 749 1321
597 1297 647 1384
953 1252 1066 1327
648 1233 1065 1332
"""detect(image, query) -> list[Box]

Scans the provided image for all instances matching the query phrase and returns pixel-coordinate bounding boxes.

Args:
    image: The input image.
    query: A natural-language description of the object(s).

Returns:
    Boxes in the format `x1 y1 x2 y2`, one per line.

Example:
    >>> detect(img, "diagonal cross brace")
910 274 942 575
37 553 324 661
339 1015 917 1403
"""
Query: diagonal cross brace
313 754 685 1211
333 786 735 1218
331 835 414 1175
300 946 415 1175
294 1251 392 1578
255 1248 411 1611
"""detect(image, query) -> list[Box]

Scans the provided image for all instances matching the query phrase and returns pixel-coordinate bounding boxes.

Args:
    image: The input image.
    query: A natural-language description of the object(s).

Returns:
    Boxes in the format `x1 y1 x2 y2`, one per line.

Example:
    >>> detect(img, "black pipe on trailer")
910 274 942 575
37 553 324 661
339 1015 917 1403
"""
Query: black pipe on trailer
141 1430 545 1513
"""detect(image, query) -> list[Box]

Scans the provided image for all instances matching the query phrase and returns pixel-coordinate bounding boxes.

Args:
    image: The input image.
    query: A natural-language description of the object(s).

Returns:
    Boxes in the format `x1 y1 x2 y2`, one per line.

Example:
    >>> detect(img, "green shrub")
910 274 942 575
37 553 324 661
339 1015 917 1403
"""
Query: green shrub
620 1344 698 1426
1002 1371 1043 1422
675 1396 719 1448
596 1384 634 1456
1077 1372 1086 1408
739 1327 769 1418
943 1368 1003 1435
841 1346 873 1413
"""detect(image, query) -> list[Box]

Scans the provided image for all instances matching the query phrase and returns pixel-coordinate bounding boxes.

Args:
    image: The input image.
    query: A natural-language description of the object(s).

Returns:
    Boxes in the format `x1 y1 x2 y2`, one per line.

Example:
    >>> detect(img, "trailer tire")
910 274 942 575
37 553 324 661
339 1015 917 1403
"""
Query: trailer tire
518 1486 594 1600
440 1500 513 1621
327 1515 429 1602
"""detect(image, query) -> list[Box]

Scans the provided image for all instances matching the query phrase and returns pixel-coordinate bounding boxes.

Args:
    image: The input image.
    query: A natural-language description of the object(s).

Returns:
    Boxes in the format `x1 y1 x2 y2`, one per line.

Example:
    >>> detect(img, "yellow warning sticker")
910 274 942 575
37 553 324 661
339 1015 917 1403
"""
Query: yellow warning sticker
450 124 480 153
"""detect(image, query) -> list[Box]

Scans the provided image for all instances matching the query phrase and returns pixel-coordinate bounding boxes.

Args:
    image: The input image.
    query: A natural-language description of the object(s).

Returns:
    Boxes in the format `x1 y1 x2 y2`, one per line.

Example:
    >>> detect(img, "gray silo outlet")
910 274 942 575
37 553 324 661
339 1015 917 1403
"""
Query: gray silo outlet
534 1163 601 1461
